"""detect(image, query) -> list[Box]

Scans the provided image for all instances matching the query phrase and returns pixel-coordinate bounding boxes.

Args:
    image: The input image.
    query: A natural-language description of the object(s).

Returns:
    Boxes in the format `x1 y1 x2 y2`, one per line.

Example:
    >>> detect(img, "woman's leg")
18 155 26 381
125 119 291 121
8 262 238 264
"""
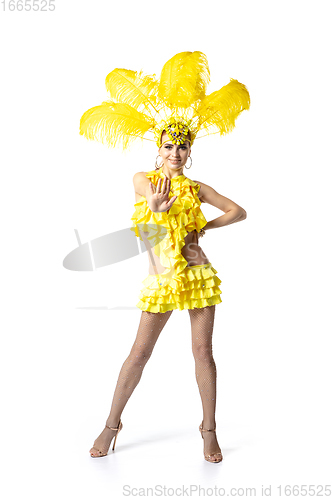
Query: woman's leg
90 309 173 456
188 304 222 460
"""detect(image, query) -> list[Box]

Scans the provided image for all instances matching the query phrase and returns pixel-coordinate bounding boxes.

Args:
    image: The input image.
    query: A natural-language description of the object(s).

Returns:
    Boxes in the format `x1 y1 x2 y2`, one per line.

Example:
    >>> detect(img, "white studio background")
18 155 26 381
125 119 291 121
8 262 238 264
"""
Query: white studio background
1 0 332 499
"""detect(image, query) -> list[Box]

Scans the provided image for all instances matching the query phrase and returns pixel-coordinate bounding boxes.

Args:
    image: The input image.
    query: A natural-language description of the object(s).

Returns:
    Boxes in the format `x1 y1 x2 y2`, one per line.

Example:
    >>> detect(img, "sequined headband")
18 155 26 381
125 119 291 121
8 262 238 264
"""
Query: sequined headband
154 116 194 147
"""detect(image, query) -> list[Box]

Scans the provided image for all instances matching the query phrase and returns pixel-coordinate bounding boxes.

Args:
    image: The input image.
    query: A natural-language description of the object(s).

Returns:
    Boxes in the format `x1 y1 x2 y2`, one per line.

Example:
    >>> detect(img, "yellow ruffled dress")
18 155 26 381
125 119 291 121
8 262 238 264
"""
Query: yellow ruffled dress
130 168 222 313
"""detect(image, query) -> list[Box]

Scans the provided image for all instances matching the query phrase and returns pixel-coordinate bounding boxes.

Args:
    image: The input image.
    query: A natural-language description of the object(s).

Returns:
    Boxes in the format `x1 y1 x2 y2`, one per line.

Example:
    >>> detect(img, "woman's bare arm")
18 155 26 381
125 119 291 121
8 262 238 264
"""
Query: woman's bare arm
133 172 151 198
194 180 247 230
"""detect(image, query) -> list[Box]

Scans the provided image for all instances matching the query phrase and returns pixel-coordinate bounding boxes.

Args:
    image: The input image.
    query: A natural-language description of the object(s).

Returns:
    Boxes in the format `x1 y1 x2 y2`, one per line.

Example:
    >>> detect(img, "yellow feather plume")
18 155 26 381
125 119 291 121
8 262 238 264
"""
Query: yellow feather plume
158 51 210 110
79 51 250 150
194 78 250 136
105 69 159 117
79 101 155 150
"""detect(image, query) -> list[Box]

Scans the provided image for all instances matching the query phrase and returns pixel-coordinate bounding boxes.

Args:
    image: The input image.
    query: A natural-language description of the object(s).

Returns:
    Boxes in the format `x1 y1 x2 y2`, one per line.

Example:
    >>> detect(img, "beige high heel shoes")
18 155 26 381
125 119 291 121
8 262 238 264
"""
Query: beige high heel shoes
90 419 123 457
199 421 223 463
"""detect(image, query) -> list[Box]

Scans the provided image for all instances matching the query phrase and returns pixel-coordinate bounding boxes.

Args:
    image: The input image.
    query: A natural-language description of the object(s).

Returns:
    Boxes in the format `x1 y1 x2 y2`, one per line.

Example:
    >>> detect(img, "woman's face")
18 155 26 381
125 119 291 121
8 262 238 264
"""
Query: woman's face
158 131 191 172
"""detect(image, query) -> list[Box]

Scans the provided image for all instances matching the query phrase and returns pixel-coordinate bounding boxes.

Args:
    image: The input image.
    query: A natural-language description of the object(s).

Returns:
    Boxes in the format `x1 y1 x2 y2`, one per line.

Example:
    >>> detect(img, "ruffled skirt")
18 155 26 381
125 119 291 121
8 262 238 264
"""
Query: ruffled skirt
136 262 222 313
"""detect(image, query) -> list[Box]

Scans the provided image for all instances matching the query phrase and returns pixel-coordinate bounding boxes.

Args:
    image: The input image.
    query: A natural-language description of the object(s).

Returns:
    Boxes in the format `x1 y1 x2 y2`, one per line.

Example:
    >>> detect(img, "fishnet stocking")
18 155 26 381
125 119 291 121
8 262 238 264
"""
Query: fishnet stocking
108 309 173 422
90 309 173 456
188 304 222 460
189 304 216 424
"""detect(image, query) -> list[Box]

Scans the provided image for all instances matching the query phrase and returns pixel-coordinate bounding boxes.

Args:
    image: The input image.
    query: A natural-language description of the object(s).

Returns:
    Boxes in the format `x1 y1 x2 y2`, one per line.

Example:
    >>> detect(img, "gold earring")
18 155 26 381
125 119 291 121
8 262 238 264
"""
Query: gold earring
184 156 192 169
155 155 163 169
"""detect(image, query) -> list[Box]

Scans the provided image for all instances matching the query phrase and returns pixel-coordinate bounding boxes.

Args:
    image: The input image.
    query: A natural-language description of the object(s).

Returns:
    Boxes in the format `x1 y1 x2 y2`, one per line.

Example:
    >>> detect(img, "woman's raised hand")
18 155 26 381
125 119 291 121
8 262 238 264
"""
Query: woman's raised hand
147 177 178 213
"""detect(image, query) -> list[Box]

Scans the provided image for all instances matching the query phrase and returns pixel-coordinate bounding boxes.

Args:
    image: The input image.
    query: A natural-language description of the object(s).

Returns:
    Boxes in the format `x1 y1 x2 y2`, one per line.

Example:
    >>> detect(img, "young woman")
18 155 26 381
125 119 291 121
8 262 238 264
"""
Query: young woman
79 50 250 463
88 130 247 463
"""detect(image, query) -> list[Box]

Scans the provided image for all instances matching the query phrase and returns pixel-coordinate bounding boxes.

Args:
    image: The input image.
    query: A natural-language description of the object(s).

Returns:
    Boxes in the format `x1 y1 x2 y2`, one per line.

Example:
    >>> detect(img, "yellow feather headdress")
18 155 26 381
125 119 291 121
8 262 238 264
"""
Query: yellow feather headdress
79 51 250 150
